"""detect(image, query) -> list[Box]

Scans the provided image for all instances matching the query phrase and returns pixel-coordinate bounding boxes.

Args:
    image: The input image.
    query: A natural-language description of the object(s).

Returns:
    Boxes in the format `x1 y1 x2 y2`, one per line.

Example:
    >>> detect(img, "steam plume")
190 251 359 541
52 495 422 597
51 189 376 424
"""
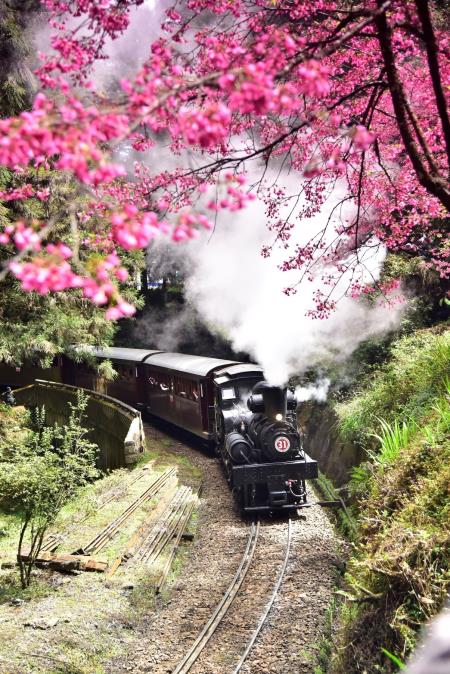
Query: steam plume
295 379 331 403
181 175 404 385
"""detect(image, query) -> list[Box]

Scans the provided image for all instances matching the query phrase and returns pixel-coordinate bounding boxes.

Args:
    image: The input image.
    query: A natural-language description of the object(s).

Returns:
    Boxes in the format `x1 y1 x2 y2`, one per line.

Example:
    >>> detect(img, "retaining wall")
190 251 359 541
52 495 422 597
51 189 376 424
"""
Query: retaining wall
14 380 145 470
298 401 365 486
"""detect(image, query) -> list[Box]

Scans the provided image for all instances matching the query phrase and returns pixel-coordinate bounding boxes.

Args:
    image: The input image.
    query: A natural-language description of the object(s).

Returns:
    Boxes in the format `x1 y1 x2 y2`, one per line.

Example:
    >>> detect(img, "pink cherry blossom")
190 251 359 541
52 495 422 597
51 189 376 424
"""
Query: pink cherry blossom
0 0 447 319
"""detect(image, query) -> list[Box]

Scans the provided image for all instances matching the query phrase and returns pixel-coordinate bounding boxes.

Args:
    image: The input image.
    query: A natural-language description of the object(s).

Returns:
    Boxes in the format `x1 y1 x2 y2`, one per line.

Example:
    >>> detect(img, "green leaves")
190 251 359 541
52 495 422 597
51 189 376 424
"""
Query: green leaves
369 418 417 468
0 391 99 586
381 648 405 670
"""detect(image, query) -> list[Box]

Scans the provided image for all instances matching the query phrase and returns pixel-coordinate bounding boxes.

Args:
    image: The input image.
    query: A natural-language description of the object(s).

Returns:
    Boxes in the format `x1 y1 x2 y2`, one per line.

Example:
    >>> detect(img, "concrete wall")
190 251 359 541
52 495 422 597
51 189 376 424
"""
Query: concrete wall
14 380 145 471
298 401 365 486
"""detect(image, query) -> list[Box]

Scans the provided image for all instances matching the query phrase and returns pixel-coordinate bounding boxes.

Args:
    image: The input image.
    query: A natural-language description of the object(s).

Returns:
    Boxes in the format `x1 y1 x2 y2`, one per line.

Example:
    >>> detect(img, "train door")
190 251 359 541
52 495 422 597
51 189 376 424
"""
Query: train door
200 379 215 435
137 363 147 409
172 376 203 436
169 375 176 419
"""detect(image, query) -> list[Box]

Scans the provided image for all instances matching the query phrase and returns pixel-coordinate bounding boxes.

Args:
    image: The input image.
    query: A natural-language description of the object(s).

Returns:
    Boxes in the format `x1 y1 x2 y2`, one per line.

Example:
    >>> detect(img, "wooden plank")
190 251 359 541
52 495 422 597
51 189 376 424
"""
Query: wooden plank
106 477 178 578
19 551 108 573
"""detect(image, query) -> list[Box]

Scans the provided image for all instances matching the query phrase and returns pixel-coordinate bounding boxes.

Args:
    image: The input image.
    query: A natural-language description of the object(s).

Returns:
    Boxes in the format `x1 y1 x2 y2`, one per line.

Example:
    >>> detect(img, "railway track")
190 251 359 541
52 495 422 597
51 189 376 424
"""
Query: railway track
79 467 177 556
172 518 292 674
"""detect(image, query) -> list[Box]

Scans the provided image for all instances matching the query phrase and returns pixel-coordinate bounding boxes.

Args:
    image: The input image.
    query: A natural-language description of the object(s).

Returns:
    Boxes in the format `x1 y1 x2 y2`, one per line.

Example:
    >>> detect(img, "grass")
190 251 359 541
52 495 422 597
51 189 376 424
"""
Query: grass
313 595 340 674
313 472 358 541
369 418 416 467
0 436 202 674
0 569 51 605
332 325 450 674
335 326 449 450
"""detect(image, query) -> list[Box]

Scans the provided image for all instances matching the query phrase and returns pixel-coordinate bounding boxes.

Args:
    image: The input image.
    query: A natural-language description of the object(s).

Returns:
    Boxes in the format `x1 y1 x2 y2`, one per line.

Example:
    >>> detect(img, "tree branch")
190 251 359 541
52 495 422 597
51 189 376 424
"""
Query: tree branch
375 2 450 210
415 0 450 174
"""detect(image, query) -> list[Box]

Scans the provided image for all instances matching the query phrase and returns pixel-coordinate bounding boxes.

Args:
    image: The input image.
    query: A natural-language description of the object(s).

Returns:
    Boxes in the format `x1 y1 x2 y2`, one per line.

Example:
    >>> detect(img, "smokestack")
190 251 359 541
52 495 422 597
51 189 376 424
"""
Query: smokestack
248 381 287 420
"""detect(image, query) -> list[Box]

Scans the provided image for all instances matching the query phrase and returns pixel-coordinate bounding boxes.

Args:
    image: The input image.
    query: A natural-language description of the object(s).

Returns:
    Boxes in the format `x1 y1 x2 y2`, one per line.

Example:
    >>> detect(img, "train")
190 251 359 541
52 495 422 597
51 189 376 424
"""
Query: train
0 347 318 513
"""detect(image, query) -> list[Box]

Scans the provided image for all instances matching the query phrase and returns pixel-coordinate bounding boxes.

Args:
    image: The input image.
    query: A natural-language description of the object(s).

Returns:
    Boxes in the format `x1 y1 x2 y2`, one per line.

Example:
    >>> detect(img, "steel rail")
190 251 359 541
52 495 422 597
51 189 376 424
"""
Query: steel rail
146 493 191 564
231 518 292 674
41 466 156 554
171 520 260 674
80 467 176 554
106 478 178 578
156 493 198 592
137 487 189 563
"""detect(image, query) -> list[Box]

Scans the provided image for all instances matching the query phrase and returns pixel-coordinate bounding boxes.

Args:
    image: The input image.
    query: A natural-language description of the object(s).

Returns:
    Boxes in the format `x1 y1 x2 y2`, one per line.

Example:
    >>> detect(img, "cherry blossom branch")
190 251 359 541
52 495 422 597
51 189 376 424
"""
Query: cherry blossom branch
375 1 450 210
415 0 450 174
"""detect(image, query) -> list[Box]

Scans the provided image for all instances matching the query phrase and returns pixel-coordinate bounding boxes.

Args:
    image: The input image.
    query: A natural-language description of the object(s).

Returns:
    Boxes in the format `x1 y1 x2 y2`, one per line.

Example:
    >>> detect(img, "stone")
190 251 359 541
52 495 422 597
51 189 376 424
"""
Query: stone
122 582 135 590
10 598 25 606
24 617 59 630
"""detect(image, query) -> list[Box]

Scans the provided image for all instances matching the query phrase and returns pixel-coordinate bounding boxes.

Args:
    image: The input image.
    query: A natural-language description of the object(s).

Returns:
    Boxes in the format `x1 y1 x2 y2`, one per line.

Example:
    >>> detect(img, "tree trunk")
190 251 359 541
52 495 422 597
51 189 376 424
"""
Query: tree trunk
17 515 30 589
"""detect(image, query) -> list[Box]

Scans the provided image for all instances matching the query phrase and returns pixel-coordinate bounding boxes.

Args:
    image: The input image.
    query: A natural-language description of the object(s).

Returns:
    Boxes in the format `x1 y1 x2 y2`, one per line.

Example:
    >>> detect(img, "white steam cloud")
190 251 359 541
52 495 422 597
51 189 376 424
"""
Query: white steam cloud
30 1 169 91
295 378 331 403
180 174 404 385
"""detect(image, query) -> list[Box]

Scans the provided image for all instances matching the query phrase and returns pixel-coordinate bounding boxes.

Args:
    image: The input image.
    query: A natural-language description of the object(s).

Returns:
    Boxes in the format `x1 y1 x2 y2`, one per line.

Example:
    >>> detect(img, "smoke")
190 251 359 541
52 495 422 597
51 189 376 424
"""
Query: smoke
132 304 200 352
129 301 242 359
295 378 331 403
29 0 169 93
179 172 405 386
93 0 170 92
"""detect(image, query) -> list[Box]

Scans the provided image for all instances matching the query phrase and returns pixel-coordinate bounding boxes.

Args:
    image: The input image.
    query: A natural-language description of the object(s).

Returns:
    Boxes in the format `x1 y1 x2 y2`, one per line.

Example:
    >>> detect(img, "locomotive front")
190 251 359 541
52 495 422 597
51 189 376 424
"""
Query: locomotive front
218 379 318 512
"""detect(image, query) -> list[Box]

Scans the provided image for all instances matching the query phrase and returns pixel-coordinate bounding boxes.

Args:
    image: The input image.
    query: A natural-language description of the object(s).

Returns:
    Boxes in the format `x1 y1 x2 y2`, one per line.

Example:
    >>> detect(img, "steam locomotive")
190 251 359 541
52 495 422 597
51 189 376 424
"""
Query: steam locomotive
0 347 318 513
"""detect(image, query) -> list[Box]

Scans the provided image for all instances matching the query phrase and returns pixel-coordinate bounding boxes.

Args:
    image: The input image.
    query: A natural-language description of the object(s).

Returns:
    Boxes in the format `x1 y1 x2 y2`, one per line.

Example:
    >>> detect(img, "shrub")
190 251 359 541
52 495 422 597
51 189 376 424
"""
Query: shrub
0 390 99 587
333 326 450 673
335 326 449 450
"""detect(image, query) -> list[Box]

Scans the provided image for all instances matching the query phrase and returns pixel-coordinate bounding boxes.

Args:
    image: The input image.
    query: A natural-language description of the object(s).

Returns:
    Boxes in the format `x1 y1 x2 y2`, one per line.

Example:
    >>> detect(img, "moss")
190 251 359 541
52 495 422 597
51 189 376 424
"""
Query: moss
333 325 450 673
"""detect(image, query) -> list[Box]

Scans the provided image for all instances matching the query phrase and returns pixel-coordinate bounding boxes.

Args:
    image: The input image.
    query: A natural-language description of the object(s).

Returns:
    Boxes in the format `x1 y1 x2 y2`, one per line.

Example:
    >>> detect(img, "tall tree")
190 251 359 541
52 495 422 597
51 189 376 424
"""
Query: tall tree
0 1 144 363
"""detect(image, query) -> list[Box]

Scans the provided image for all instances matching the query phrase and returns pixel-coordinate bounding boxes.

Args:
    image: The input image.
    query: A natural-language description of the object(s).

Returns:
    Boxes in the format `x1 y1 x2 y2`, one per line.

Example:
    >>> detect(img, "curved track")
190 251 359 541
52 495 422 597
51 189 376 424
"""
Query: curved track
172 521 261 674
232 519 292 674
105 424 340 674
172 518 294 674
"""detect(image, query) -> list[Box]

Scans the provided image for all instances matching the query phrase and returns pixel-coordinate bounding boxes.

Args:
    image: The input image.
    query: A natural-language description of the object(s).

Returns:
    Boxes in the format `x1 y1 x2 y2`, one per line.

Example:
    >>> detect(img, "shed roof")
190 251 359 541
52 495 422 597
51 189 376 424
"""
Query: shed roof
143 352 239 377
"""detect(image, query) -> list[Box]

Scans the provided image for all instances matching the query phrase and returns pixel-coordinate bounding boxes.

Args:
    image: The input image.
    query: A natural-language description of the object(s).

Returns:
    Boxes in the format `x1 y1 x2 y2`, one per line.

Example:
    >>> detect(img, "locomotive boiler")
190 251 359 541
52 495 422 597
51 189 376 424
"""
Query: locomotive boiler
0 347 318 514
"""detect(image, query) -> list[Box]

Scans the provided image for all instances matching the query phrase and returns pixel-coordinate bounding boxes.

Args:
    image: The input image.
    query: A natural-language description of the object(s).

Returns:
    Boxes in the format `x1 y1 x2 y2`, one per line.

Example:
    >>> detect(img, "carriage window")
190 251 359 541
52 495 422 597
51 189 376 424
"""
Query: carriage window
221 387 236 401
118 365 135 381
172 377 200 401
149 371 170 390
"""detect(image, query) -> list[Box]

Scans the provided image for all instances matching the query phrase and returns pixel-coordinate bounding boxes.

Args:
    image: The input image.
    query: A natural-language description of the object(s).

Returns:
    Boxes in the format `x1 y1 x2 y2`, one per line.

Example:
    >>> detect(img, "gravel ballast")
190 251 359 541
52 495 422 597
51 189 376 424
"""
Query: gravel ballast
106 423 341 674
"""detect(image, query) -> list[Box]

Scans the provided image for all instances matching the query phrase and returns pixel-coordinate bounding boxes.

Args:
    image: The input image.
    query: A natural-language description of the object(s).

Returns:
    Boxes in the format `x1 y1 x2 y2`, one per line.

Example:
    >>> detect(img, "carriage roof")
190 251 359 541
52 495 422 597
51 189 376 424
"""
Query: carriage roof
143 352 239 377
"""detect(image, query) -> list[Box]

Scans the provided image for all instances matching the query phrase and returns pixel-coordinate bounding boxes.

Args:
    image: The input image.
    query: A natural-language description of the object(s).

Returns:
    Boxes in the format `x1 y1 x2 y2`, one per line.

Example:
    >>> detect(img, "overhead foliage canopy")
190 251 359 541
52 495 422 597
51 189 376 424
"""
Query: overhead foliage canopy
0 1 145 364
0 0 448 319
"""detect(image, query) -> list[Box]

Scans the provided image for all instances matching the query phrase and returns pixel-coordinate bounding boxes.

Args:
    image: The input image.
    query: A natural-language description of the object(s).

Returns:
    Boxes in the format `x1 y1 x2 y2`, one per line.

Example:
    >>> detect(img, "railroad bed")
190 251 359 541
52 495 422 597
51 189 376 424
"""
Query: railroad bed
0 423 340 674
105 424 340 674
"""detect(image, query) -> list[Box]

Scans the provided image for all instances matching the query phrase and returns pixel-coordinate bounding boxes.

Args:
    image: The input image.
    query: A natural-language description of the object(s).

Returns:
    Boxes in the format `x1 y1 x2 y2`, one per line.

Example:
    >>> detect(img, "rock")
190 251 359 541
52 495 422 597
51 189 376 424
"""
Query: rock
24 617 59 630
10 598 25 606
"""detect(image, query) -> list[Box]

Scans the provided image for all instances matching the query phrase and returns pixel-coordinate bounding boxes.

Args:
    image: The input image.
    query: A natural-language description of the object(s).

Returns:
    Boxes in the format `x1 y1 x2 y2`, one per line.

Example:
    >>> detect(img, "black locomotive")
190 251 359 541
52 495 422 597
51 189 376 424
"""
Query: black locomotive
0 347 318 512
